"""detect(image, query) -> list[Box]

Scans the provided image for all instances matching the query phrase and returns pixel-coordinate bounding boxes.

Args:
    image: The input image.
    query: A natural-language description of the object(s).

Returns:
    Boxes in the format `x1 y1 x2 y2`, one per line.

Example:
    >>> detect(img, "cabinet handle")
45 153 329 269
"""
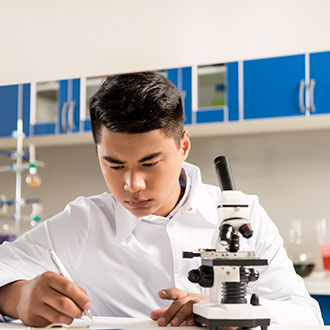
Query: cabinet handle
61 102 69 131
310 79 316 113
68 101 76 130
299 80 305 113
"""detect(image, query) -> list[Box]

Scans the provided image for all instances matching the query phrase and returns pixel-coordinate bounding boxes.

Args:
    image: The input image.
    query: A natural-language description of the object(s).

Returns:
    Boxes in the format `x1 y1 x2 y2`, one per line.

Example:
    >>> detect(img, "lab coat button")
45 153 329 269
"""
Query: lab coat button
187 207 192 212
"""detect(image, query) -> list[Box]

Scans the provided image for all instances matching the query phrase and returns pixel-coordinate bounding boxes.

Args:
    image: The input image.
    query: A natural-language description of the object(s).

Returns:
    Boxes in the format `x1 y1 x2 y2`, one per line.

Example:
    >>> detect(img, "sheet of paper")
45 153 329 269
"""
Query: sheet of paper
0 318 123 330
71 318 123 330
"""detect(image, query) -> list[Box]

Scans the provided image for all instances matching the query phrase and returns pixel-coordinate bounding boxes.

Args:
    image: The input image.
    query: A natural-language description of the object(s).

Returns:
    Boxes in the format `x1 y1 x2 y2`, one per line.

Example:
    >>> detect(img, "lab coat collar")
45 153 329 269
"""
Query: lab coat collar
114 162 219 243
181 162 219 226
114 201 142 243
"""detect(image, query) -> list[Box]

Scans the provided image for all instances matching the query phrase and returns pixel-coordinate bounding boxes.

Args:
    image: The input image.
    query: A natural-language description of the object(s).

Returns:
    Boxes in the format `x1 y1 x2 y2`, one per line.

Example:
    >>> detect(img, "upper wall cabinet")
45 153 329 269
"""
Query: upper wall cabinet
167 67 192 125
0 84 30 138
191 62 239 124
80 69 195 132
243 51 330 120
2 52 330 144
30 79 80 136
79 75 107 132
310 52 330 115
243 55 306 119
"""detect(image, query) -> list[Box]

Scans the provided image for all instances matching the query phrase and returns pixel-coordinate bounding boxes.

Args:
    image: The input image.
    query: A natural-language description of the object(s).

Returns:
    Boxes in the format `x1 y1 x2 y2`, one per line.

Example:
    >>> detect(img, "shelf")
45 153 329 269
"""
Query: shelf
0 132 94 149
1 114 330 149
304 272 330 295
186 113 330 138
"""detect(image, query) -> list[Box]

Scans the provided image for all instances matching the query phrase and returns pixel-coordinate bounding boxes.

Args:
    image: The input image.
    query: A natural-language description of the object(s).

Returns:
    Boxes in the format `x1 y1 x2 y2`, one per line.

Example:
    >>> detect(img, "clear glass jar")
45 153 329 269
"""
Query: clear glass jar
288 219 315 277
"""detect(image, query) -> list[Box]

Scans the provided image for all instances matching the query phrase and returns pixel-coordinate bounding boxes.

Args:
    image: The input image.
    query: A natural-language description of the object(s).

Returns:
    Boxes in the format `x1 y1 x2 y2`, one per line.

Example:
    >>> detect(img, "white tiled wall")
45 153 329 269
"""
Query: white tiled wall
1 129 329 269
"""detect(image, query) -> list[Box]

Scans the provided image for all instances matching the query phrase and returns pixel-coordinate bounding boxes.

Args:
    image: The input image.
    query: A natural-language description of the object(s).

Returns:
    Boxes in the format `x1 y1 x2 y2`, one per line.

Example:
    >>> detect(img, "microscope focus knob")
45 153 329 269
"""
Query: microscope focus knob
248 268 259 282
188 269 200 283
187 266 214 287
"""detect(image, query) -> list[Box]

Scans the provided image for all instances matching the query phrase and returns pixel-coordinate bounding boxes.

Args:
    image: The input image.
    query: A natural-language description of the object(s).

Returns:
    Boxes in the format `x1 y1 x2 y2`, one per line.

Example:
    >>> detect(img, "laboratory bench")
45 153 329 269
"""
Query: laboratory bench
0 317 328 330
304 272 330 325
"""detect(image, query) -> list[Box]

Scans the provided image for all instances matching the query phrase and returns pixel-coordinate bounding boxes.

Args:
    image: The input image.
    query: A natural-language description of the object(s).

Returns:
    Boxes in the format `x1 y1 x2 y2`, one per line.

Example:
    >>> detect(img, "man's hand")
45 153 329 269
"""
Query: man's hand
150 287 208 326
0 272 92 327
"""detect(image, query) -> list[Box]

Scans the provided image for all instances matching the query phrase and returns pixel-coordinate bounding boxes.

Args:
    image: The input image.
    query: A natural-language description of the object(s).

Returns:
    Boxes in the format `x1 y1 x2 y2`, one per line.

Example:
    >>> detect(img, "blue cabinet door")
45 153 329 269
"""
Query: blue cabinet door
32 79 80 136
312 295 330 325
0 84 30 138
0 85 18 137
58 79 80 134
167 67 192 125
310 51 330 115
244 55 306 119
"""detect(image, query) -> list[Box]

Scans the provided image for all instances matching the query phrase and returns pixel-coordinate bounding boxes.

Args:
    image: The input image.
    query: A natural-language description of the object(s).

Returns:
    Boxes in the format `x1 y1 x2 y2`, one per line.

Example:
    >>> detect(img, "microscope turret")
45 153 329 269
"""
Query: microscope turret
183 156 271 330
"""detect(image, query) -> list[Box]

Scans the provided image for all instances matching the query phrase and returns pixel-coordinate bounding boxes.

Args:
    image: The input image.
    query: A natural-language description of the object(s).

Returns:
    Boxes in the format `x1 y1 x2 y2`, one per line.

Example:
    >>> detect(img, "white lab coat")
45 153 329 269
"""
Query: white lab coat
0 162 323 325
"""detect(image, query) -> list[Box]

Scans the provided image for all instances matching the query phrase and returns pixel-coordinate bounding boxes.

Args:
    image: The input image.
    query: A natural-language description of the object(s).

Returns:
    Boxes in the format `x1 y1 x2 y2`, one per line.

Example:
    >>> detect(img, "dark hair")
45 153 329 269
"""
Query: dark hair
89 71 184 147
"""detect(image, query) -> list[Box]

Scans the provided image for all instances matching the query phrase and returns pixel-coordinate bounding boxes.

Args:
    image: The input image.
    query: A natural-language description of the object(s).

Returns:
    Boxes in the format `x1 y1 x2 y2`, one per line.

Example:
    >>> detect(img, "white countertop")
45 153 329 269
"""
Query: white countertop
0 317 328 330
304 272 330 295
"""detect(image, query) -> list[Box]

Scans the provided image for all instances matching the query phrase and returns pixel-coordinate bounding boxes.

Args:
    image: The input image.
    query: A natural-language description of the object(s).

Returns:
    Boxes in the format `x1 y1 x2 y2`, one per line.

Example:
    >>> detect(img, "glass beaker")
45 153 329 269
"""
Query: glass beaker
316 218 330 272
288 219 315 277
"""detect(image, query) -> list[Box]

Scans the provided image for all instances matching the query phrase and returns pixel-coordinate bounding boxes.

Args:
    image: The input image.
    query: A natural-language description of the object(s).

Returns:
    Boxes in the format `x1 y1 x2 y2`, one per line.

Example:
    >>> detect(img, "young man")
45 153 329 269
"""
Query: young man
0 72 323 326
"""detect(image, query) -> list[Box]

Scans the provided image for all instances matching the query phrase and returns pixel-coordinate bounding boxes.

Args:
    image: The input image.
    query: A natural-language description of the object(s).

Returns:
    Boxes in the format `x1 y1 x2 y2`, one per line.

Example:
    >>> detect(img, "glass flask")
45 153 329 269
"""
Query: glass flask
288 219 315 277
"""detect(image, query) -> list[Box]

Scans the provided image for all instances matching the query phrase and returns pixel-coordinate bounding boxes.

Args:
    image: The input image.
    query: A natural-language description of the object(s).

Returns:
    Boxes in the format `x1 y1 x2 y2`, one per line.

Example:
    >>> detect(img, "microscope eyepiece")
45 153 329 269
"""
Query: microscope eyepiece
214 156 236 191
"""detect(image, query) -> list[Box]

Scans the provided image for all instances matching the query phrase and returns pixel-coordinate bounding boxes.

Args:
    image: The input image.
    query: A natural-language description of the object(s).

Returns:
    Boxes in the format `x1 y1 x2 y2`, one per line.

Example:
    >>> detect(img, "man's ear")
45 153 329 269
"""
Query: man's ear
180 130 190 160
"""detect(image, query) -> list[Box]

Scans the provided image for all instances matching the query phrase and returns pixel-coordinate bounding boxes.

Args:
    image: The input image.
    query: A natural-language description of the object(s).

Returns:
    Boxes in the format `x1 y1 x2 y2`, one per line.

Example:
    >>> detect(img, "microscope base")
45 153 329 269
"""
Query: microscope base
193 302 270 330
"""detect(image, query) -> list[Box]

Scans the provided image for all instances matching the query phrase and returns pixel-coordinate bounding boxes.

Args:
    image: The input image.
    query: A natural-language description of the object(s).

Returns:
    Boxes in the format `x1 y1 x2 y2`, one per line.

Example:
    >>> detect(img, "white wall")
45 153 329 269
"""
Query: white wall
2 0 330 85
1 129 329 269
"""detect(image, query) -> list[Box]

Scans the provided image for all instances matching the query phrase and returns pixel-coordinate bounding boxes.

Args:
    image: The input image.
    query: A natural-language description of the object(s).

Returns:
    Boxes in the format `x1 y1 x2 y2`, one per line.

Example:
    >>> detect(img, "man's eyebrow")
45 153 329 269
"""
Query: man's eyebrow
102 156 125 164
102 152 162 164
138 152 162 163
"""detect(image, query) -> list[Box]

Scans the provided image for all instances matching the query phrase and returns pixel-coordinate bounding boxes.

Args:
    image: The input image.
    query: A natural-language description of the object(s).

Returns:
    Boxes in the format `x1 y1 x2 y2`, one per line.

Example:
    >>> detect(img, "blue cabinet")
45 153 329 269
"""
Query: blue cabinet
243 52 330 120
0 84 30 138
312 295 330 325
243 55 306 119
167 67 193 125
310 51 330 115
59 79 80 134
81 69 194 132
195 62 239 124
30 79 80 136
168 64 238 125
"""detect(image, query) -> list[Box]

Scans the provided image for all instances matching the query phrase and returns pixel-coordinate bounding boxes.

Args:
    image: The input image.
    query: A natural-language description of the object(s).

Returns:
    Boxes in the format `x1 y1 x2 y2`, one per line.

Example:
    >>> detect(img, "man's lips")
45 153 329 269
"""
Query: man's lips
125 199 152 208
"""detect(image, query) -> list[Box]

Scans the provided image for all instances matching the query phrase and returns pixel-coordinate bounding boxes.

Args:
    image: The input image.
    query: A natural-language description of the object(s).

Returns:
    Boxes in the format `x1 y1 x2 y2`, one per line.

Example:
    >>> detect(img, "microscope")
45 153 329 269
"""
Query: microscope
183 156 271 330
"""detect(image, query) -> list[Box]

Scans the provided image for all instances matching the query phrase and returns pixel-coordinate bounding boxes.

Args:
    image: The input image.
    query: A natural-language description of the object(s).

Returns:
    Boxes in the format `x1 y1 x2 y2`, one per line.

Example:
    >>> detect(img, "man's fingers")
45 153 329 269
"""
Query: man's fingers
43 288 84 319
22 314 51 327
185 315 195 326
150 308 167 321
158 287 188 300
169 300 196 326
156 298 189 326
37 303 74 325
46 272 91 311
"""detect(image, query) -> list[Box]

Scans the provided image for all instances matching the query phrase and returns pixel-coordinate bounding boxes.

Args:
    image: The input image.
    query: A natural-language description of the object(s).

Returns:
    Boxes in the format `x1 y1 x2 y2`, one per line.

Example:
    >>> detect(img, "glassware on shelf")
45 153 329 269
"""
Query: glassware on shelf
0 216 16 244
197 64 227 109
316 218 330 272
288 219 315 277
35 81 59 123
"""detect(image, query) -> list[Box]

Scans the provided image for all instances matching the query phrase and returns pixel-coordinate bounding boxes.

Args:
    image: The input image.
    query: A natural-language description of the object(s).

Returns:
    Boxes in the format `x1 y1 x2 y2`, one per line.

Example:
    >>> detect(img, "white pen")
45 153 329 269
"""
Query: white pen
49 249 94 321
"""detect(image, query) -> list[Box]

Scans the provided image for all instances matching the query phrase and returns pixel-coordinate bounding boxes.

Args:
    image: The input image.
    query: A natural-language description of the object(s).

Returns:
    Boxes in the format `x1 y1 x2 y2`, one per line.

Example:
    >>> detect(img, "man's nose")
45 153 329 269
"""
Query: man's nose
124 171 146 193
